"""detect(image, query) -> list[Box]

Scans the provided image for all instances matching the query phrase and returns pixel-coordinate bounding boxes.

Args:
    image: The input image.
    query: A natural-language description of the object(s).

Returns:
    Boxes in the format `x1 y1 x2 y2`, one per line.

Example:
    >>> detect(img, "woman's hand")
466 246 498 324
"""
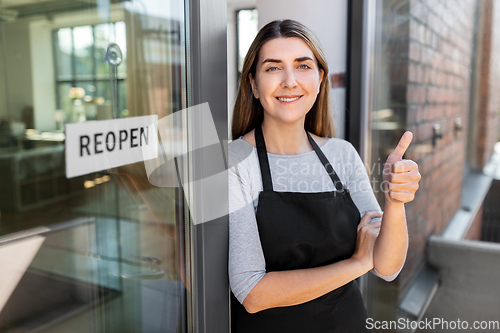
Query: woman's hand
383 131 421 204
351 211 383 271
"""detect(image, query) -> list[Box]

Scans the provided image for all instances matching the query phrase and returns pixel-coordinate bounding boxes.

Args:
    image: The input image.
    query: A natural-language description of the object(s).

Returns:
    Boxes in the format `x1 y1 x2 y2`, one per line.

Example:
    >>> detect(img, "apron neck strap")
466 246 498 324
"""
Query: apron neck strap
305 131 345 192
254 124 345 192
255 124 274 191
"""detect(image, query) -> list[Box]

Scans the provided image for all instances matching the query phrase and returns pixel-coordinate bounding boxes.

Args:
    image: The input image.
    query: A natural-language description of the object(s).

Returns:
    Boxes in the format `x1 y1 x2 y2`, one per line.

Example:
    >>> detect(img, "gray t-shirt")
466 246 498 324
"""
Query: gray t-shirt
228 136 405 304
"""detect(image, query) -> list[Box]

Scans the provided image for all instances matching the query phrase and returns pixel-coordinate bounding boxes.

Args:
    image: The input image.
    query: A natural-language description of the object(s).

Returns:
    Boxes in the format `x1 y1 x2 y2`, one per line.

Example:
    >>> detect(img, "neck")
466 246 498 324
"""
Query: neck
261 117 312 155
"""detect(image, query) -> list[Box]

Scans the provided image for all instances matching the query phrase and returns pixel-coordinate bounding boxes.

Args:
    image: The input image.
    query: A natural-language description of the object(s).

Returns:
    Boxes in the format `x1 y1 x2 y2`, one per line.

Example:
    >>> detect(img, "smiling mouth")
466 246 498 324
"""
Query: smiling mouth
276 96 303 103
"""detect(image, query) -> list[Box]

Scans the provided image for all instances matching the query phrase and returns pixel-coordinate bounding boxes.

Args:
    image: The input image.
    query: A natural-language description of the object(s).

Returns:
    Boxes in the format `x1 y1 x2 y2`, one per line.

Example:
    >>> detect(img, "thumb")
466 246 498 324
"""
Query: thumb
386 131 413 163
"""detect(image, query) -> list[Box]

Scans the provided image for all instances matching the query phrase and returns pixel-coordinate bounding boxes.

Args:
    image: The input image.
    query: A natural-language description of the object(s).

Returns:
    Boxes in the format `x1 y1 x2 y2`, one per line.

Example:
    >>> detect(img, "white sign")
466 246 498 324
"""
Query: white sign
65 115 158 178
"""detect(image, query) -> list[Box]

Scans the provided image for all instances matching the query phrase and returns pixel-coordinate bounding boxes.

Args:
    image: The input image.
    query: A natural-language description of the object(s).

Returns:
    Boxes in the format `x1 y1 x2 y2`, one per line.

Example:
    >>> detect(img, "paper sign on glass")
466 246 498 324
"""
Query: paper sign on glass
65 115 158 178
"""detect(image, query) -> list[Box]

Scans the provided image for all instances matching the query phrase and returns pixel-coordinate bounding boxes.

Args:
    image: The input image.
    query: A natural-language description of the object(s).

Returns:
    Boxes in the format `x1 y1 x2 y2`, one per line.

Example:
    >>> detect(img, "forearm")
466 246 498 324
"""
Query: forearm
373 200 408 276
242 258 368 314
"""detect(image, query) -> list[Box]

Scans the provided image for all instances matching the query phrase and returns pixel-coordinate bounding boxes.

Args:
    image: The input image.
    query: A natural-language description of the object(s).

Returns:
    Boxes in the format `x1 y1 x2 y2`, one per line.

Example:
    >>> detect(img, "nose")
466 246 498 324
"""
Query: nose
281 67 298 89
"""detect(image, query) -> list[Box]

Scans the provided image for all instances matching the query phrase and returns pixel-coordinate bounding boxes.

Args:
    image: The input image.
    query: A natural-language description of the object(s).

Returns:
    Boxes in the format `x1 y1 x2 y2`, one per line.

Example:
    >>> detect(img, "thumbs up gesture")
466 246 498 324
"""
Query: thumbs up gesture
383 131 421 204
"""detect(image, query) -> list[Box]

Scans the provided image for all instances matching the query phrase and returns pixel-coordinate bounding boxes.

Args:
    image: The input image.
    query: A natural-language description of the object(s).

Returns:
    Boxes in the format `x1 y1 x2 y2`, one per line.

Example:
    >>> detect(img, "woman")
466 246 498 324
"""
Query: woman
228 19 420 332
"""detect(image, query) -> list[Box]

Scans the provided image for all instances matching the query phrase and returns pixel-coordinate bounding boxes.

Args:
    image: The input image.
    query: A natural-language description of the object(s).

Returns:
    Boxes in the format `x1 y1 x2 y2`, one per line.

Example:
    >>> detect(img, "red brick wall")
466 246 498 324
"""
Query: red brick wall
474 0 500 169
401 0 476 293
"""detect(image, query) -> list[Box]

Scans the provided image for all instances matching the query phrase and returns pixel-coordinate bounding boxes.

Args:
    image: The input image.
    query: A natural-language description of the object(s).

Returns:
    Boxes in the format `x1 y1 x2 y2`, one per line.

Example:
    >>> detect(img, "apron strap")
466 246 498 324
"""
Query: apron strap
255 124 274 191
306 131 345 192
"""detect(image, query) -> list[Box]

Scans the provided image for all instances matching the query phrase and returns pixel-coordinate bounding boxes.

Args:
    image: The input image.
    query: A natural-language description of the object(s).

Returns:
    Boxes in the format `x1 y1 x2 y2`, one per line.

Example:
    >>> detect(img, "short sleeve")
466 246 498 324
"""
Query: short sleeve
370 254 406 281
344 141 382 219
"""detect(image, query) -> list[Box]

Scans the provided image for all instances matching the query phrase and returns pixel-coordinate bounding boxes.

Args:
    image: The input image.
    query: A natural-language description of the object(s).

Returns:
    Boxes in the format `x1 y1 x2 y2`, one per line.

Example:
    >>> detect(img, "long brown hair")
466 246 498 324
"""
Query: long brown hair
231 19 335 140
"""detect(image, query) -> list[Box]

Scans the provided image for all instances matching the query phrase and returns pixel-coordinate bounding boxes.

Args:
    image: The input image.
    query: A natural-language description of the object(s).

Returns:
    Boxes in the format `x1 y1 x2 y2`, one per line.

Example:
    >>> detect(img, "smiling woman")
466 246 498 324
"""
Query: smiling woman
229 19 414 333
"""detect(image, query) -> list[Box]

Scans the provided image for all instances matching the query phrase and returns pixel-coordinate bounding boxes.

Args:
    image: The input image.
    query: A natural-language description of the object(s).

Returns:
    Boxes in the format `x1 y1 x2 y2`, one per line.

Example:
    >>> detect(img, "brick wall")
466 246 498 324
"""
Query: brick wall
474 0 500 169
402 0 476 294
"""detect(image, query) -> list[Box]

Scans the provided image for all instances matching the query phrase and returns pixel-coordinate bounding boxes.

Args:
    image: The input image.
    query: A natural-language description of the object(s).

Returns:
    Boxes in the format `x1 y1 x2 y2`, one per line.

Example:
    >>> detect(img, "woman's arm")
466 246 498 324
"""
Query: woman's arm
373 131 420 276
243 256 367 314
242 211 382 314
372 201 408 276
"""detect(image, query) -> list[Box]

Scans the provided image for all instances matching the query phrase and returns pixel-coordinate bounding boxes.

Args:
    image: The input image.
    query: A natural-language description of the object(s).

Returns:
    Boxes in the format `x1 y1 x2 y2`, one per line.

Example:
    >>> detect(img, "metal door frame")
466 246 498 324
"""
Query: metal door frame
186 0 229 332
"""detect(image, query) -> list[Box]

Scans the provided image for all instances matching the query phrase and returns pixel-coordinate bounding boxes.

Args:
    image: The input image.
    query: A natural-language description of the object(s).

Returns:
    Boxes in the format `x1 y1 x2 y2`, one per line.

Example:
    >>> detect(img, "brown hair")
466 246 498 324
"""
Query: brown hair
231 19 335 140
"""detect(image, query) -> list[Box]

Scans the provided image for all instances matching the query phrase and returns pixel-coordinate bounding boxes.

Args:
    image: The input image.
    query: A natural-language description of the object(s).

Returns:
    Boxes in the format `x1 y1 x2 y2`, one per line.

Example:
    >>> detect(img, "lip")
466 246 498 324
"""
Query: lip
275 95 303 103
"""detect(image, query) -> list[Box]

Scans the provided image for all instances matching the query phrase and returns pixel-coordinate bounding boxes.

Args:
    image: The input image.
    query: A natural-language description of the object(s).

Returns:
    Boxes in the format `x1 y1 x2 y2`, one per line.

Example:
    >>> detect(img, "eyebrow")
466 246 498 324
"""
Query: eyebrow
262 56 314 64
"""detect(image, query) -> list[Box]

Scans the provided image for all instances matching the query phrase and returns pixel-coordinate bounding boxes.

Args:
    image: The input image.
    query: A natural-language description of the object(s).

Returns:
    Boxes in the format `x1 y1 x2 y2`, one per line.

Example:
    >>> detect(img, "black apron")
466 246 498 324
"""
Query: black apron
231 125 371 333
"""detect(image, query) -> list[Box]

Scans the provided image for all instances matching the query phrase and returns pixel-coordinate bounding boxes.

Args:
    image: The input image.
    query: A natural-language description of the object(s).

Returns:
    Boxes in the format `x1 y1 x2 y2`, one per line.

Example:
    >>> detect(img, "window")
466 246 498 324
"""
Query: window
53 22 127 121
236 9 258 85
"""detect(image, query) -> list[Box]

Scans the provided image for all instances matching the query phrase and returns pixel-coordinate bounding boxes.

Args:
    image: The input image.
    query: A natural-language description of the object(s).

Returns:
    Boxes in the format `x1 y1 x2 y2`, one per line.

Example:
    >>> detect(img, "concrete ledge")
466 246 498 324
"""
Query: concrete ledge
0 217 95 245
422 236 500 325
428 235 500 267
398 265 439 322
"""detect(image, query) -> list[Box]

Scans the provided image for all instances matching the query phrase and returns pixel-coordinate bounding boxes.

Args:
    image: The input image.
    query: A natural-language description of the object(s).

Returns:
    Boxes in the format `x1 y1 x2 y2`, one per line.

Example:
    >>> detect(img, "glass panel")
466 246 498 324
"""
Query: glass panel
95 23 114 79
73 26 94 80
58 82 73 117
118 80 128 117
56 28 73 80
0 0 189 332
96 80 111 104
78 81 97 98
365 0 409 322
115 21 127 78
369 2 408 209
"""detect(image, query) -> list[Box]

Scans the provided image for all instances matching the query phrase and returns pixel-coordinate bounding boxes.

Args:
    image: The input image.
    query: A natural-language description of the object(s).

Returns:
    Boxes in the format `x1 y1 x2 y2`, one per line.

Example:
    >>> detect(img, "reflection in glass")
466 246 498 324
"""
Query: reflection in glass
118 80 128 116
58 82 73 116
115 21 127 77
73 26 94 79
364 0 410 323
95 23 115 78
369 0 408 204
54 22 126 123
97 81 111 103
56 28 73 80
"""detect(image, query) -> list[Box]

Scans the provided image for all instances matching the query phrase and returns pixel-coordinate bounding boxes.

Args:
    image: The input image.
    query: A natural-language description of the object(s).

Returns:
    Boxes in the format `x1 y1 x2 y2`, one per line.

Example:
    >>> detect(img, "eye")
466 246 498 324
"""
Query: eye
298 64 311 69
266 66 279 72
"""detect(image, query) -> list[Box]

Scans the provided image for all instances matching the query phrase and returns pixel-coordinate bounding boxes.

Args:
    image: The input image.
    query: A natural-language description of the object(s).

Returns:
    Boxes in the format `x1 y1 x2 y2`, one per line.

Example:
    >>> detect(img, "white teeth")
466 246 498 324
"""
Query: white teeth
278 96 300 102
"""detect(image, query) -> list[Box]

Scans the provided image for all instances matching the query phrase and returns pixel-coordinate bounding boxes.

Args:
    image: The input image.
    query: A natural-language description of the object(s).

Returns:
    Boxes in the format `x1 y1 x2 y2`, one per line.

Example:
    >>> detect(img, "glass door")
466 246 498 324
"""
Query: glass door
357 0 409 322
0 1 190 332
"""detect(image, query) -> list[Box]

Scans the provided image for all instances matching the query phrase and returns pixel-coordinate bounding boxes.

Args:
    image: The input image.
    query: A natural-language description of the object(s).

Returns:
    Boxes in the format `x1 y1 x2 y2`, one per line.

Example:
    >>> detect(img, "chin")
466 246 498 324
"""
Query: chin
275 116 308 125
262 106 312 125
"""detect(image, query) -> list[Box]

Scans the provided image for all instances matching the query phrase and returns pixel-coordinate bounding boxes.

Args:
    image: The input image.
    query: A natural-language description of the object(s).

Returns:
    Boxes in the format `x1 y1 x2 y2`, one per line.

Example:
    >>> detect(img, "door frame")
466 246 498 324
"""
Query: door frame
187 0 229 332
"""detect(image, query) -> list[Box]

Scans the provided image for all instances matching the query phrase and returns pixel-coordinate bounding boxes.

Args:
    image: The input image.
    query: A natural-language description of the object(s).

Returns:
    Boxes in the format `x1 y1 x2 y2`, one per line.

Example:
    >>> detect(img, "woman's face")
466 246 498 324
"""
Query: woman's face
249 37 324 125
